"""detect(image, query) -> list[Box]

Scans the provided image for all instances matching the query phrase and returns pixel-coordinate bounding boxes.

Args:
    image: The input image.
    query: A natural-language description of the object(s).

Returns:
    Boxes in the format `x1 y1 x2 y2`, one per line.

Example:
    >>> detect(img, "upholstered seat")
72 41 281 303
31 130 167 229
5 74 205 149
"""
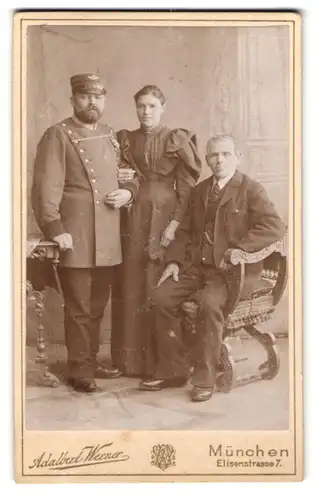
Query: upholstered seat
181 237 287 392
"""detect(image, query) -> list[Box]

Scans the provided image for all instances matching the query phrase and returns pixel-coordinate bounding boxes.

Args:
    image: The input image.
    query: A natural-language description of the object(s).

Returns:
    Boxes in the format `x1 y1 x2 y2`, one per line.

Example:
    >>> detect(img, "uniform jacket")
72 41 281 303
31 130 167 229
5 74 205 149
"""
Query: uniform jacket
31 117 138 268
166 169 286 280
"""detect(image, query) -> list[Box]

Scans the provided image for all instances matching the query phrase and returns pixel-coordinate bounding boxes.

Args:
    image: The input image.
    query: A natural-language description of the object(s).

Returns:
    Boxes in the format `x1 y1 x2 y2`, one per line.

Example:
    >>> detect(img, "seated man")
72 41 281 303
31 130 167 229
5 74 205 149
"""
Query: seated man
139 134 286 402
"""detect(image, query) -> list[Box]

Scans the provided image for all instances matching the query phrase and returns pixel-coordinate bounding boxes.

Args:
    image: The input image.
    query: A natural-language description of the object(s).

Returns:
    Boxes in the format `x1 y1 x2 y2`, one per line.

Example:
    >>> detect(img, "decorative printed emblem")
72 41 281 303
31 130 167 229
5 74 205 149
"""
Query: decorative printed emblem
150 444 176 471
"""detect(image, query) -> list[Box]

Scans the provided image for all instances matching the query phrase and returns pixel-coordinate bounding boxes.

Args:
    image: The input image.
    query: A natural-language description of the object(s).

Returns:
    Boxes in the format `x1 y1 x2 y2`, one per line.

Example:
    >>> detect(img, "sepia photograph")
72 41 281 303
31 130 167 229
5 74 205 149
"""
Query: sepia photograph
14 11 302 482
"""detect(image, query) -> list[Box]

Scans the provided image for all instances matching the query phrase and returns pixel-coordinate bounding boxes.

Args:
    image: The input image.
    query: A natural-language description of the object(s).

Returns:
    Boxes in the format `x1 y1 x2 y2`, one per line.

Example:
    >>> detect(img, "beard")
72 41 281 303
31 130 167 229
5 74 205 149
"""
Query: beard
74 107 102 124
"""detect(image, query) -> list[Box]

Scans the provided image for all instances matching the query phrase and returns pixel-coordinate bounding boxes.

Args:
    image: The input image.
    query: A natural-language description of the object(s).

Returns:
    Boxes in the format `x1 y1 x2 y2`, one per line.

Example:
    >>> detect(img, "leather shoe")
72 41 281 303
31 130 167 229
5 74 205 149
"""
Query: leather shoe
191 386 213 402
139 377 188 391
95 365 123 379
68 377 102 393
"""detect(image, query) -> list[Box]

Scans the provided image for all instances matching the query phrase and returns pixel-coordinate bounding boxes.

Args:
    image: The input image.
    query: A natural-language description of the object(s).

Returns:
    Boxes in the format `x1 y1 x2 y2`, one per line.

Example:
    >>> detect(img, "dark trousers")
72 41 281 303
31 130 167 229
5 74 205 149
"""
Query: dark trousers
58 267 113 379
151 264 228 388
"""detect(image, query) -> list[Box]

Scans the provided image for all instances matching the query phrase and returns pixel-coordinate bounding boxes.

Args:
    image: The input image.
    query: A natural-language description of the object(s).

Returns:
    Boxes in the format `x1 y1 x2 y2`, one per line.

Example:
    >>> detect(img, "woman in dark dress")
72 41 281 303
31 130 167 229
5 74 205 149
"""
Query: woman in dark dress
112 85 201 378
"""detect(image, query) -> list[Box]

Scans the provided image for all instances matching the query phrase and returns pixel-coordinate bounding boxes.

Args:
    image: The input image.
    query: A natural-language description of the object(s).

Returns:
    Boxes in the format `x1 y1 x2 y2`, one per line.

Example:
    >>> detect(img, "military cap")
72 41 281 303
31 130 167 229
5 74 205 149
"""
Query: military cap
70 73 106 95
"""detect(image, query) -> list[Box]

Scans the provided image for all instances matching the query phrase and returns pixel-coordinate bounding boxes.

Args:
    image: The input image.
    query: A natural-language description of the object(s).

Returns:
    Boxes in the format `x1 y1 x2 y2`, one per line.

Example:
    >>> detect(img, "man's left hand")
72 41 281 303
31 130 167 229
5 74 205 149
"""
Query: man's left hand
105 189 132 209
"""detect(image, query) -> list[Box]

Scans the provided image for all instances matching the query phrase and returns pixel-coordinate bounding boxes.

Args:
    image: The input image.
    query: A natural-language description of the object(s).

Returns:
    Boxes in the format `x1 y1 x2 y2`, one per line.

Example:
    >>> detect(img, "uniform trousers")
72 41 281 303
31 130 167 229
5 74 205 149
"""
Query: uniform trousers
58 267 114 379
151 263 229 388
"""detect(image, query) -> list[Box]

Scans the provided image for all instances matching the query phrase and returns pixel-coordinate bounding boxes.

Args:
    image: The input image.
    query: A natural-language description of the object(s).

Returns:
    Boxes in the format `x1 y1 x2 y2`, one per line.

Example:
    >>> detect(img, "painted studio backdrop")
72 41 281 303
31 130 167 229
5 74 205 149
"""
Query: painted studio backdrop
26 25 290 345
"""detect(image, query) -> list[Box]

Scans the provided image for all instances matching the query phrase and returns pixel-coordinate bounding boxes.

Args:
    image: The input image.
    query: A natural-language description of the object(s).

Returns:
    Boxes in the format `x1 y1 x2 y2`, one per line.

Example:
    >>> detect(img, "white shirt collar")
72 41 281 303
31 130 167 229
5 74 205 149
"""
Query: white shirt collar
214 171 235 190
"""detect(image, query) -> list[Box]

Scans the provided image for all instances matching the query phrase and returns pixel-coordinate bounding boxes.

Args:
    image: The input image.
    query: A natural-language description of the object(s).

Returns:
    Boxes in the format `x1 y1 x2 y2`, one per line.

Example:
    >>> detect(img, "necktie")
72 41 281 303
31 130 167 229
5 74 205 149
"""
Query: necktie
209 180 221 202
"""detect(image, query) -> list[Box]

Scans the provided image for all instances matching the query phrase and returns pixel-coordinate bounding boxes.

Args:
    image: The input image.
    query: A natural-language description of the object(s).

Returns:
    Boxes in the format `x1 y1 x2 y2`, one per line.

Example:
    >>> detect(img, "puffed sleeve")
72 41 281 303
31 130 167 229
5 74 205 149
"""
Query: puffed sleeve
31 125 67 239
166 129 201 222
116 129 131 168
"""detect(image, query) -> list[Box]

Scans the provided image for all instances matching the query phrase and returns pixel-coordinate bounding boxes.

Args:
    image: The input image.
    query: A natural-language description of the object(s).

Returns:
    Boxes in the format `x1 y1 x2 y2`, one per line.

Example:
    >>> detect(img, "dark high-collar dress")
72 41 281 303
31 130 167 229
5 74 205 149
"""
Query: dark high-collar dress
111 125 201 376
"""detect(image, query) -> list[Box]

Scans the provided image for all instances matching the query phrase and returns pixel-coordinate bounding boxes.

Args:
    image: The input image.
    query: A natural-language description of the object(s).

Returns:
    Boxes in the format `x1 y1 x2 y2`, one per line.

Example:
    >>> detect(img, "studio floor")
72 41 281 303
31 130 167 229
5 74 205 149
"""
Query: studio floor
24 337 289 431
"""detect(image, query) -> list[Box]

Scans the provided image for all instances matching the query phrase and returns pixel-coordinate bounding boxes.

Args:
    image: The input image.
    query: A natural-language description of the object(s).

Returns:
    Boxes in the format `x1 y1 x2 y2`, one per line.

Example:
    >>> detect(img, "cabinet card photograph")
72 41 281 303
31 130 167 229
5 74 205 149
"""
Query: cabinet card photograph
13 11 302 482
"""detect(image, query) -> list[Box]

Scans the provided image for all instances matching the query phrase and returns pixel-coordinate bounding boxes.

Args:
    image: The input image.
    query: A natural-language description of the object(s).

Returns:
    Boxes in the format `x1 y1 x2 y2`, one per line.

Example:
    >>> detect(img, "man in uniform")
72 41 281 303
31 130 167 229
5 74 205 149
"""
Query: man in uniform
141 134 286 402
32 73 138 392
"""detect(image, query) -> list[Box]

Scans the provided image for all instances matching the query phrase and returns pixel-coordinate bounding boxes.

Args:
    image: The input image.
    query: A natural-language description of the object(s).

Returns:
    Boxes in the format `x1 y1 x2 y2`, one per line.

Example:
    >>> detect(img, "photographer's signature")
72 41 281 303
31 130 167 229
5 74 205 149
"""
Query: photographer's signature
29 442 130 471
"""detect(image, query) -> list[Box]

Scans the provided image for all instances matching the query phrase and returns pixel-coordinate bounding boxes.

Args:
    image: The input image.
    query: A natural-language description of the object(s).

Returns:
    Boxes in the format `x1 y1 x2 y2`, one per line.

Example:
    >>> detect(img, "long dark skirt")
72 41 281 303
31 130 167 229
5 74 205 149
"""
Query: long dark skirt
111 181 177 376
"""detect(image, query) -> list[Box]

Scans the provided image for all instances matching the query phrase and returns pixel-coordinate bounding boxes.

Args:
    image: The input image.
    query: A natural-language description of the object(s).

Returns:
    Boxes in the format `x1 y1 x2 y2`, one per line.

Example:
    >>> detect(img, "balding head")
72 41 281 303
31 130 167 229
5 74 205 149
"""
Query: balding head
205 134 241 179
206 134 238 154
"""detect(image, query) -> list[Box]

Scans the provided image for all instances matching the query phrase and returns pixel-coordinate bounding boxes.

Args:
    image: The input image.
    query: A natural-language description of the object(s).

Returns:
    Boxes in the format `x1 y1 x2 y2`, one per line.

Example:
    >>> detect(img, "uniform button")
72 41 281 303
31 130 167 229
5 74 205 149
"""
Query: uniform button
94 189 99 193
96 200 100 205
202 257 206 261
62 123 66 127
90 168 94 172
80 148 84 153
84 159 89 163
92 179 96 183
68 130 73 134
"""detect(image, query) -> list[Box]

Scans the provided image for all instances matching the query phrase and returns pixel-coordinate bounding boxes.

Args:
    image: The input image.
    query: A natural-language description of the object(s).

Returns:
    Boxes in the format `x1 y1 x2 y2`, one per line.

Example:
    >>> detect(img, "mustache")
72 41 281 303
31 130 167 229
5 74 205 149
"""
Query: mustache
86 106 99 112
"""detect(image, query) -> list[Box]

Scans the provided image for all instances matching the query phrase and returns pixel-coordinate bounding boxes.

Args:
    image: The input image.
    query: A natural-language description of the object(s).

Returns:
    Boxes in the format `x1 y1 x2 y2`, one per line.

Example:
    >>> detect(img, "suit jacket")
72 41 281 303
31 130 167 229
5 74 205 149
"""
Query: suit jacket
166 169 286 281
31 117 139 268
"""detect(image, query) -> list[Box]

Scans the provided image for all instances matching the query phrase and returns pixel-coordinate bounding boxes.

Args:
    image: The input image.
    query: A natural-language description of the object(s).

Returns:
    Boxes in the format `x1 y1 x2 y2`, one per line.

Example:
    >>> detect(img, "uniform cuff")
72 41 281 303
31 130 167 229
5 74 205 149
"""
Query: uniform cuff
42 220 65 239
122 181 138 199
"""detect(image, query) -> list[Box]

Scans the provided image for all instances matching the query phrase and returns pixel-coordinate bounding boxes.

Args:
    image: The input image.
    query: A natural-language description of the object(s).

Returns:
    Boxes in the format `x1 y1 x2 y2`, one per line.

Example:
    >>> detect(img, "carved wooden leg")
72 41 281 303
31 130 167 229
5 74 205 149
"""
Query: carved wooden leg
244 325 280 380
216 341 236 393
32 290 60 388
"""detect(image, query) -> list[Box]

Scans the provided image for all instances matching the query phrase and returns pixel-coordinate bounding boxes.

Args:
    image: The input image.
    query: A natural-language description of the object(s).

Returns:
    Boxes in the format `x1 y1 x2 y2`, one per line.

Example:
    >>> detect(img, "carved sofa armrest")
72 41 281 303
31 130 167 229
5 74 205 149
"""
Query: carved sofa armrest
225 237 287 315
227 238 286 266
182 237 287 318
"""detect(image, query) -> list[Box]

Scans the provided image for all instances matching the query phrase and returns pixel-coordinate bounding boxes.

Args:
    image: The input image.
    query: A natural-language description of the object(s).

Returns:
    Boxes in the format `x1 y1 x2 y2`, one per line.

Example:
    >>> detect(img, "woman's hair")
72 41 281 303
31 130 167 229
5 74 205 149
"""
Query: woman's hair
134 85 166 105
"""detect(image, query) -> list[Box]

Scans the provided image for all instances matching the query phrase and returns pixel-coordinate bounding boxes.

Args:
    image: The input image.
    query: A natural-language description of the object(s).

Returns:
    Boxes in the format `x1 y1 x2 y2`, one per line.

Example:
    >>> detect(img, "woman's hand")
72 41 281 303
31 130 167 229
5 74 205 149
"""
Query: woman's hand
160 220 180 248
117 167 135 183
